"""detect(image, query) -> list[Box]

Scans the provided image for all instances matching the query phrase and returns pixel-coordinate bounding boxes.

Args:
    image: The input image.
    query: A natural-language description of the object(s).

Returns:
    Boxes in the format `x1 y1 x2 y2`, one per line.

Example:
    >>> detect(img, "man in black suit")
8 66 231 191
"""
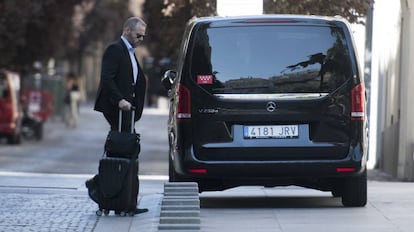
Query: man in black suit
94 17 147 132
93 17 148 214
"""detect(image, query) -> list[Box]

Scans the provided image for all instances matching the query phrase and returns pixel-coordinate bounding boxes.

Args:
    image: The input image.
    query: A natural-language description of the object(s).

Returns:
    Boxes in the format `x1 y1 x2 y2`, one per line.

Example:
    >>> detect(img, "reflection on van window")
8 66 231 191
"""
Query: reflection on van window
191 25 353 94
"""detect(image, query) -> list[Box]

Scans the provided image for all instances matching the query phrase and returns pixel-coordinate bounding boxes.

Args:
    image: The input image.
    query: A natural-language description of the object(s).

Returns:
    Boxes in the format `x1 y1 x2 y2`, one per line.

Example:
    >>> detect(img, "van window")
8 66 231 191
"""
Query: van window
190 25 353 95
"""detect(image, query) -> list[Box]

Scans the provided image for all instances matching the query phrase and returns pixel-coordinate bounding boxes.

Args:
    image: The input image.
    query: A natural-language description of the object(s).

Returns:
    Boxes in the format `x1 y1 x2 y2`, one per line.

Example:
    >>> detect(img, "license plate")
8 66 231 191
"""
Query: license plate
244 125 299 139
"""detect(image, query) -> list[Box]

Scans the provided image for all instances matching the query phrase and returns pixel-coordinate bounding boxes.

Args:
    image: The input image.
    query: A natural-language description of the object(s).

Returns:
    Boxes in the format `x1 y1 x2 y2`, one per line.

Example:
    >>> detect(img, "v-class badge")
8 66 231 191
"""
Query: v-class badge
266 101 277 112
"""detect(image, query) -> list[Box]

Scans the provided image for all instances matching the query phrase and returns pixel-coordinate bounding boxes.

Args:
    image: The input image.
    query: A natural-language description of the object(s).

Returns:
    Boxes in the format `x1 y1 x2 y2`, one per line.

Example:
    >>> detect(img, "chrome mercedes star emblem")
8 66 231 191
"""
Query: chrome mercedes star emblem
266 101 276 112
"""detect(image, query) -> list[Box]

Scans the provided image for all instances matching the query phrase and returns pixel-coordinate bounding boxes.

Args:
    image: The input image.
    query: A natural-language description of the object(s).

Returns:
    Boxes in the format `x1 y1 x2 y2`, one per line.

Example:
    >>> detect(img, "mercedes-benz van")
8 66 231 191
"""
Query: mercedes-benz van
162 15 368 207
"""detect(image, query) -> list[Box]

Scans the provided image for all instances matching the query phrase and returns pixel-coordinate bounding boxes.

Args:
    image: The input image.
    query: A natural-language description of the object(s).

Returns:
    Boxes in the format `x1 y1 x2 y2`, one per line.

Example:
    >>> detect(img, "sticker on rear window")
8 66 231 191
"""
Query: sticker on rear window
197 75 213 84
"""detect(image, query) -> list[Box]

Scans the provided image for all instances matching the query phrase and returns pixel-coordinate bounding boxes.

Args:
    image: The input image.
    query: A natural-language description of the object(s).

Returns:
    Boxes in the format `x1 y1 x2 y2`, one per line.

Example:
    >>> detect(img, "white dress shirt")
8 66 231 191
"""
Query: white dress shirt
121 36 138 83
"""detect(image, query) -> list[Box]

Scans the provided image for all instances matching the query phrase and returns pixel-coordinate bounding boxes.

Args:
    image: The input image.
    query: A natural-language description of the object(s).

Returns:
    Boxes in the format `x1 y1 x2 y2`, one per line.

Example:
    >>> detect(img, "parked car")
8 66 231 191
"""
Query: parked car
162 15 368 207
0 69 22 144
21 89 54 141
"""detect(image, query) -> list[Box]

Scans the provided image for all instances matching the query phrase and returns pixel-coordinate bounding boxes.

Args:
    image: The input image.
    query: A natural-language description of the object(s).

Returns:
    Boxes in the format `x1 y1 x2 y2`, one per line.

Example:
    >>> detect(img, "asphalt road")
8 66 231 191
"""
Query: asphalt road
0 103 169 176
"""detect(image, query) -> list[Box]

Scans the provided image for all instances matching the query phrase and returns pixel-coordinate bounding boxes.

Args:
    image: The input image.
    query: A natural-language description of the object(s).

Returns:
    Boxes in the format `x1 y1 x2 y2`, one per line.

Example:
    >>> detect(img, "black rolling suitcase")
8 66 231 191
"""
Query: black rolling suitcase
96 157 138 216
88 109 140 216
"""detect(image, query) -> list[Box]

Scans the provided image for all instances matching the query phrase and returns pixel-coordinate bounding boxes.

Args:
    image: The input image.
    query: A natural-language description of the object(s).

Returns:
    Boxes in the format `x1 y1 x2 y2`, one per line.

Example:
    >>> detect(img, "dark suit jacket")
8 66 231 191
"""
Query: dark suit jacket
94 38 147 121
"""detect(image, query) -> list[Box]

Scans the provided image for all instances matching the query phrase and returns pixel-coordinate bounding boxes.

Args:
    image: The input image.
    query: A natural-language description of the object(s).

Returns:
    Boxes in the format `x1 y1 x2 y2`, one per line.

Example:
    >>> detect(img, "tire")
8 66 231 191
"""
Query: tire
168 152 175 182
168 148 182 182
168 148 190 182
341 170 367 207
331 189 342 197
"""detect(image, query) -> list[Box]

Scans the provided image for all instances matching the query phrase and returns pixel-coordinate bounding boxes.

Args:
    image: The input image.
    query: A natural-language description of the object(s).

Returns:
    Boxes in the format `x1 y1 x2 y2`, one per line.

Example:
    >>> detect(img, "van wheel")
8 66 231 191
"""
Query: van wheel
168 153 176 182
341 170 367 207
168 156 185 182
331 189 342 197
168 150 182 182
168 149 190 182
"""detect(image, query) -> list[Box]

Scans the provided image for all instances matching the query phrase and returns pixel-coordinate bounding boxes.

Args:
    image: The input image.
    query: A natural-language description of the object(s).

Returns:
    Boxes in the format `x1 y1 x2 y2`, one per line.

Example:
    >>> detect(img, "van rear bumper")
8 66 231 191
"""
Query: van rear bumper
173 144 366 179
177 159 366 179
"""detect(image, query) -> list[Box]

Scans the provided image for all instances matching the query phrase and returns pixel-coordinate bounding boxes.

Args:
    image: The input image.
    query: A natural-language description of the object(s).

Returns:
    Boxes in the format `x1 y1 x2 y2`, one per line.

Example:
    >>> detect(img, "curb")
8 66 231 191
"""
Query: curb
158 182 201 231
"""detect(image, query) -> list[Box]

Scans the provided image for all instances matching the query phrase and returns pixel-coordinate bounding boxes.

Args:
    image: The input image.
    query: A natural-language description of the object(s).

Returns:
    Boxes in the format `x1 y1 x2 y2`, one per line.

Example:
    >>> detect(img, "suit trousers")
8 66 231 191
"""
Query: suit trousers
103 109 135 133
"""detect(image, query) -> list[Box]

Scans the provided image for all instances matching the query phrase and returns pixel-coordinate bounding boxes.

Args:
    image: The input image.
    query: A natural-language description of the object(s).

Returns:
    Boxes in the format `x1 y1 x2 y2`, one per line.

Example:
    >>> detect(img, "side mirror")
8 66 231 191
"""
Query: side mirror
161 70 176 90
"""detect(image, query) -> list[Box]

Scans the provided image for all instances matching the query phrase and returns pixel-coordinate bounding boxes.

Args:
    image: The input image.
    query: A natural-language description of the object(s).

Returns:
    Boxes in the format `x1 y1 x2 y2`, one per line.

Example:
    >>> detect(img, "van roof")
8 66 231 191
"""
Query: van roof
192 14 349 27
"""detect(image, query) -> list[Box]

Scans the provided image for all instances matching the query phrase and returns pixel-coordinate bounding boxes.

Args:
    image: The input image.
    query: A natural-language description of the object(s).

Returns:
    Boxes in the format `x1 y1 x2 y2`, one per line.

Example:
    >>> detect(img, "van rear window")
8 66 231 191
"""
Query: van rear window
190 25 353 94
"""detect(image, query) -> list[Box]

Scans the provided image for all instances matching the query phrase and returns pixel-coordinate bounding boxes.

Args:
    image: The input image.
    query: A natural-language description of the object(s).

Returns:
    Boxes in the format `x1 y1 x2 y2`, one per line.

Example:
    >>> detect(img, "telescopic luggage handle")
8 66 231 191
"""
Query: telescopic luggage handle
118 106 136 133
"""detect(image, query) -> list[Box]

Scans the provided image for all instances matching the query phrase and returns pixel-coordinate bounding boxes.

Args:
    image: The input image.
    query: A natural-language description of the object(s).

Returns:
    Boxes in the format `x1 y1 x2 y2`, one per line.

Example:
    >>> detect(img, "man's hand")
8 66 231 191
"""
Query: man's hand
118 99 132 111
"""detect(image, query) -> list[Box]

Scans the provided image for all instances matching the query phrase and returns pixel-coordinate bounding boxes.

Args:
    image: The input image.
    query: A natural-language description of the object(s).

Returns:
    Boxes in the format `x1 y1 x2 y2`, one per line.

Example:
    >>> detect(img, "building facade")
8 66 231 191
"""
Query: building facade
371 0 414 180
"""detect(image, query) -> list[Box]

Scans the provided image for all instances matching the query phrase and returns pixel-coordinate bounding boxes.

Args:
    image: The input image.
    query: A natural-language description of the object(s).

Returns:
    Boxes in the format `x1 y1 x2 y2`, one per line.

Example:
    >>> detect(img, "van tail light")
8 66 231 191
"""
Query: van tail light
176 84 191 121
188 169 207 174
351 83 365 120
337 167 356 173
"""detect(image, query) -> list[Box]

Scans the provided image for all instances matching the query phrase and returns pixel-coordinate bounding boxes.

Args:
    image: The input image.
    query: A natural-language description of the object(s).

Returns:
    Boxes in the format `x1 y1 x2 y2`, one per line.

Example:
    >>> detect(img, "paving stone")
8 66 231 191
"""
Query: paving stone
158 223 201 230
162 198 200 206
164 187 198 195
164 182 198 188
161 205 200 211
163 196 199 201
159 217 201 224
159 182 201 231
160 210 200 217
0 192 98 231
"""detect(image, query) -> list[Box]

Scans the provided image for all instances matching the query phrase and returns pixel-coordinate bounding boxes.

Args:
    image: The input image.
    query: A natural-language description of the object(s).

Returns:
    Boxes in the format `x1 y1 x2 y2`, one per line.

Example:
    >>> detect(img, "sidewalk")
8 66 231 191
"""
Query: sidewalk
0 171 166 232
0 104 170 232
0 103 410 231
0 168 404 232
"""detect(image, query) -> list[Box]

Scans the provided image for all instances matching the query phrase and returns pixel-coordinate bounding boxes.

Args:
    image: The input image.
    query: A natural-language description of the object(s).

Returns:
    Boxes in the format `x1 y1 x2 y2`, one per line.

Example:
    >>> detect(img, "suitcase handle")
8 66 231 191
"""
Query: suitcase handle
118 106 136 133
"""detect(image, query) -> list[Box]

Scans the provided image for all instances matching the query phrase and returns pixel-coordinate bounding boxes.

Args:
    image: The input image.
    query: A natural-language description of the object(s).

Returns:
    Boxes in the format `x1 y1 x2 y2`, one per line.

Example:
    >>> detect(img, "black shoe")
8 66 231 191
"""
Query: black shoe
134 208 148 214
85 178 94 189
85 176 100 204
85 175 98 189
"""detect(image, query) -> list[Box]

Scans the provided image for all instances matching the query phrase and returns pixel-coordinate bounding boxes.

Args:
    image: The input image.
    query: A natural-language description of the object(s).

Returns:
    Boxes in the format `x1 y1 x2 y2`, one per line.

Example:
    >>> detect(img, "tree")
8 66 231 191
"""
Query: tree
71 0 132 76
0 0 83 74
143 0 216 63
79 0 132 53
143 0 369 71
0 0 133 76
0 0 370 85
263 0 369 24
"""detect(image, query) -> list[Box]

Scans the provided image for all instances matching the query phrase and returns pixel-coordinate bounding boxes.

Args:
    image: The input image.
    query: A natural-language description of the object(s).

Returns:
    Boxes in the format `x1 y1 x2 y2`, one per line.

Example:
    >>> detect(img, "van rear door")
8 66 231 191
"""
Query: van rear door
186 20 360 161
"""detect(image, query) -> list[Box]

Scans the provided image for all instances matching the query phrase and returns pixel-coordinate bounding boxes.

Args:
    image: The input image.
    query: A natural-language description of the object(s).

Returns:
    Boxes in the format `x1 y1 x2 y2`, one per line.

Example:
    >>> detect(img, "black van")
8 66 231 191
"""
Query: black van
162 15 368 207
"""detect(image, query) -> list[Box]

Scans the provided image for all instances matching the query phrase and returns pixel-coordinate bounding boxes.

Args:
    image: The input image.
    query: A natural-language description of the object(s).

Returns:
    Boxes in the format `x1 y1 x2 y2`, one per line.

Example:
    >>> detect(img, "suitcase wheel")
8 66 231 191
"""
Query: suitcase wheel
96 209 110 216
96 209 103 216
114 211 133 217
115 210 132 217
104 209 110 216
